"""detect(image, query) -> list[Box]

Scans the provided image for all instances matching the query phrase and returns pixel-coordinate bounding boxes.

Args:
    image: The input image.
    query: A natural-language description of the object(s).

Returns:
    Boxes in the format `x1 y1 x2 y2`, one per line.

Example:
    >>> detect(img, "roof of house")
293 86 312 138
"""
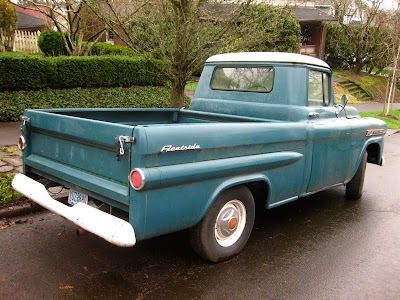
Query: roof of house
293 7 336 22
206 52 330 69
17 11 47 30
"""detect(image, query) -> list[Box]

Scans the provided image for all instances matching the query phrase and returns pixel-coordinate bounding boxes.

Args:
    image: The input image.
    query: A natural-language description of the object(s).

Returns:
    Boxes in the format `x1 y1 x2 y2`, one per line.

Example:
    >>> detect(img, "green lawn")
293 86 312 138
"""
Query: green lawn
185 81 198 90
360 109 400 129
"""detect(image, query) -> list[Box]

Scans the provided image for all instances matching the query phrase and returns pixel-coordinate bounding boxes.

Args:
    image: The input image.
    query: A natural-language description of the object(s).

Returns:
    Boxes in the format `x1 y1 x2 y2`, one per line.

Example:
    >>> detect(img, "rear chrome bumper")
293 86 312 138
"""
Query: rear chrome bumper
12 173 136 247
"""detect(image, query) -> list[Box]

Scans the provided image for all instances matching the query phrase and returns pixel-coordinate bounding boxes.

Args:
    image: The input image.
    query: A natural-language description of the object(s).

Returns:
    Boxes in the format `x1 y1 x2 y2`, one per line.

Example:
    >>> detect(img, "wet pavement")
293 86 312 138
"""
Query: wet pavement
0 131 399 299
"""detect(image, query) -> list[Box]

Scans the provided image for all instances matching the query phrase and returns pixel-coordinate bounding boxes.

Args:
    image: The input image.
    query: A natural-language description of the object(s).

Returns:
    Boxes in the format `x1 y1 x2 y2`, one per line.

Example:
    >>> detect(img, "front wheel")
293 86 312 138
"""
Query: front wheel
346 151 368 200
189 186 255 263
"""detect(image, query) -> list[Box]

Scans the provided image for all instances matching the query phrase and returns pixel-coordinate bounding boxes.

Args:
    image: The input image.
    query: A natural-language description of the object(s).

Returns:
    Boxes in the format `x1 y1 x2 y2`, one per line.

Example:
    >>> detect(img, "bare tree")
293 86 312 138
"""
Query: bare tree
13 0 106 55
84 0 255 108
333 0 392 73
383 7 400 116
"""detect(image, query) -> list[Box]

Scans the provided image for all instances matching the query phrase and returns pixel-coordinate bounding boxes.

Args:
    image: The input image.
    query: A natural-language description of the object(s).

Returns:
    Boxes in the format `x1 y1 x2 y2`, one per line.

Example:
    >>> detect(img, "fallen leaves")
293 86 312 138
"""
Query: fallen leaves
0 219 10 230
58 285 74 290
15 219 32 224
1 218 33 230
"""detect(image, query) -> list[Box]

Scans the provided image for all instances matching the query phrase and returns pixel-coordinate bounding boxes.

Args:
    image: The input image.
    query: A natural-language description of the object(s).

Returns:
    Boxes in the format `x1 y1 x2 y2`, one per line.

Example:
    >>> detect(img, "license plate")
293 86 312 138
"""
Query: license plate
68 189 88 206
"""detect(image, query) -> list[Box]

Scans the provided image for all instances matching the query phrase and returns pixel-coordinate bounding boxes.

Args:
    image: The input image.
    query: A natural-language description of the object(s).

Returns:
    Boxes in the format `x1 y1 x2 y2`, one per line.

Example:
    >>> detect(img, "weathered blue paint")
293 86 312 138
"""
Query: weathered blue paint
18 53 386 242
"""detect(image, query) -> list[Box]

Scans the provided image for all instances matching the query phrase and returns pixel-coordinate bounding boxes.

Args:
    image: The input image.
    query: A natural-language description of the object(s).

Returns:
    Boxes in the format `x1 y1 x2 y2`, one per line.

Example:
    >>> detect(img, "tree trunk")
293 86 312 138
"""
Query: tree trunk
354 59 365 74
385 43 400 116
170 78 186 108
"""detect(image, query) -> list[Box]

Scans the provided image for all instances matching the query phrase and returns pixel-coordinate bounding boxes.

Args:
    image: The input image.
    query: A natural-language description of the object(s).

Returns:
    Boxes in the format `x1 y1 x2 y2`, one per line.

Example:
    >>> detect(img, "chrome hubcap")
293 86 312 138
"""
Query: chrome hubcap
215 200 246 247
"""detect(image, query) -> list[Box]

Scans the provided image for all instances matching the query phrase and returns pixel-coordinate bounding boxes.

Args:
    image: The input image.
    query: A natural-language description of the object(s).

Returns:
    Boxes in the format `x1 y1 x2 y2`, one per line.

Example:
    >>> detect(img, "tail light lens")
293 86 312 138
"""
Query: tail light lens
129 169 145 190
18 136 26 150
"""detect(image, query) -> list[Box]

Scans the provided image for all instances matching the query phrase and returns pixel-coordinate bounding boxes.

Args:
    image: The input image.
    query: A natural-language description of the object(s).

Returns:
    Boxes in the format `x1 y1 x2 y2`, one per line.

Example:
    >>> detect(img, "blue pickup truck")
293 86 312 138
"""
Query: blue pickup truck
13 52 386 262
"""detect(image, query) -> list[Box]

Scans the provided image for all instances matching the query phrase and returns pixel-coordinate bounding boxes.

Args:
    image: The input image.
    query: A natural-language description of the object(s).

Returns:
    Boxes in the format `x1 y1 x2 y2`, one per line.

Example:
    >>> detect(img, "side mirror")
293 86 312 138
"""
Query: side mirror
341 95 349 107
336 95 349 117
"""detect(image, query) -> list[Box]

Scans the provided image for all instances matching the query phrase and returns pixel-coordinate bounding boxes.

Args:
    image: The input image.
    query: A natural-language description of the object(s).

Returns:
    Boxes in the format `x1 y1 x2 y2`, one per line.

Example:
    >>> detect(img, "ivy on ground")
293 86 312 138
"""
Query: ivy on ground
0 174 24 207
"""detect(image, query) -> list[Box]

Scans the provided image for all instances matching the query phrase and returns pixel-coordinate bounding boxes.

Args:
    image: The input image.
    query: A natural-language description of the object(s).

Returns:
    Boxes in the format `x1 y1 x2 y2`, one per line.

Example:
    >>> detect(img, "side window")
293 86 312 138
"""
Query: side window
308 70 330 107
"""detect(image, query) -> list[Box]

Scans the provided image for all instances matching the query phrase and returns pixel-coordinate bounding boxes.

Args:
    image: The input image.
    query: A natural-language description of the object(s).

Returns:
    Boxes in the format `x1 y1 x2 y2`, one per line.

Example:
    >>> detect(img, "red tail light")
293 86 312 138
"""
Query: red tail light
18 136 26 150
129 169 145 190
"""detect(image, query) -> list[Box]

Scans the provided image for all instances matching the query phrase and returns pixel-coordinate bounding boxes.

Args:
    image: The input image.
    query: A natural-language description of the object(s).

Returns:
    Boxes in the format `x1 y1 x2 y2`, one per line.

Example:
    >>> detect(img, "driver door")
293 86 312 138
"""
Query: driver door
306 70 352 193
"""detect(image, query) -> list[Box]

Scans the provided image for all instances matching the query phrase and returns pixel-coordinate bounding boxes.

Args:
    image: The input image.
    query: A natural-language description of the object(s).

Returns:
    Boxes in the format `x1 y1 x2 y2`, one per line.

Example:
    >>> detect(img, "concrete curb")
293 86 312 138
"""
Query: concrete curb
0 202 46 219
0 193 68 219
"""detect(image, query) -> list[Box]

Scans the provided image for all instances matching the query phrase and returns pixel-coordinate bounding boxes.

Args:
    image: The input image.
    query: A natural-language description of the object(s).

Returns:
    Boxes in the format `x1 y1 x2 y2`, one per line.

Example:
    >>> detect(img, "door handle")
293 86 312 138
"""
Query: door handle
308 112 319 118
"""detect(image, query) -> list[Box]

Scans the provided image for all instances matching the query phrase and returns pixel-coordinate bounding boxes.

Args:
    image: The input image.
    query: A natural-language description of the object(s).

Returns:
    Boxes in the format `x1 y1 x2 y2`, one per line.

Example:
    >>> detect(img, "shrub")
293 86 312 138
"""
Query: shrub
243 5 301 53
325 25 355 69
0 53 166 91
38 30 67 56
90 42 136 56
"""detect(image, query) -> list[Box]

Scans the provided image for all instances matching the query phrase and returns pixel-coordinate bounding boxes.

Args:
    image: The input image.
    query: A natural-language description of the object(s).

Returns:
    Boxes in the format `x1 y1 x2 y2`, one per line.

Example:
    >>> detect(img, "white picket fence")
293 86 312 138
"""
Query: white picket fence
13 30 41 53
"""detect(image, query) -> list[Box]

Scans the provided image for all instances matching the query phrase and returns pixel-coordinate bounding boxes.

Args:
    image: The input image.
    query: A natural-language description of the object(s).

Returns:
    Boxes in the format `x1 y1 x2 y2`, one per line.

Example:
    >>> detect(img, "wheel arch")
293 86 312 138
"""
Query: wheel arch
345 140 382 185
366 142 382 165
198 175 271 222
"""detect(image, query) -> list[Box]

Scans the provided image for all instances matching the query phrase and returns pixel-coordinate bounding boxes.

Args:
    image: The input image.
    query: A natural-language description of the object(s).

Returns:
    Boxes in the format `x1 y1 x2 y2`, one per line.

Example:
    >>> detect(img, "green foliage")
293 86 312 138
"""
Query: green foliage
0 86 191 122
325 25 354 69
38 30 67 56
243 5 301 53
0 174 24 207
0 0 17 51
0 52 166 91
326 24 393 72
366 27 393 72
90 42 136 56
360 109 400 129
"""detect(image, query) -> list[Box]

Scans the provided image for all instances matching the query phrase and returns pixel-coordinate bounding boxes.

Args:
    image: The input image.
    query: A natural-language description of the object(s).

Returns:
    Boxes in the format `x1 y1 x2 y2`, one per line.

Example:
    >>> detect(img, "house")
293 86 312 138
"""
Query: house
293 6 336 59
15 6 53 32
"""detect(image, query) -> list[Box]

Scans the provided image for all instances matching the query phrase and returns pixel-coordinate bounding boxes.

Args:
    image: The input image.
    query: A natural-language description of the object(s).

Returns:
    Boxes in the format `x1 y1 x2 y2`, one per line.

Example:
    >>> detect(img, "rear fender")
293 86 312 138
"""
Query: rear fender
197 175 271 222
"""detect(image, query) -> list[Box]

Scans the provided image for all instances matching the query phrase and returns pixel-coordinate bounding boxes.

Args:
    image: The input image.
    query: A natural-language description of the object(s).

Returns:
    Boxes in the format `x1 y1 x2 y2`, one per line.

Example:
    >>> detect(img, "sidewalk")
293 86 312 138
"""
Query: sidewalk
0 122 20 147
351 102 400 112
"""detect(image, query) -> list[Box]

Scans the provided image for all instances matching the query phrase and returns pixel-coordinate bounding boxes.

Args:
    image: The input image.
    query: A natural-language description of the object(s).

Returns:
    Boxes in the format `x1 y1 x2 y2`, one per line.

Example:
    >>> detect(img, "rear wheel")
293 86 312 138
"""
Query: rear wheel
189 186 255 263
346 151 368 200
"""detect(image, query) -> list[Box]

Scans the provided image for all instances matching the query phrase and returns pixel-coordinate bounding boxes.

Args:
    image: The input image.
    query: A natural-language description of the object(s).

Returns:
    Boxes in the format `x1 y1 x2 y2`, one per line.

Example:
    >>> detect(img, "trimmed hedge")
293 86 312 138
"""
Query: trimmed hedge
0 86 192 122
90 42 137 56
0 53 166 91
38 30 67 56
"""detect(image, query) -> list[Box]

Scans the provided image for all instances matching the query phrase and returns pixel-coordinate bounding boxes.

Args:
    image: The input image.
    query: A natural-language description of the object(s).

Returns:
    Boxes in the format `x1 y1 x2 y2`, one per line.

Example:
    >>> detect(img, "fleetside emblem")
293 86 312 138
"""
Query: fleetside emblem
160 144 201 153
366 129 387 137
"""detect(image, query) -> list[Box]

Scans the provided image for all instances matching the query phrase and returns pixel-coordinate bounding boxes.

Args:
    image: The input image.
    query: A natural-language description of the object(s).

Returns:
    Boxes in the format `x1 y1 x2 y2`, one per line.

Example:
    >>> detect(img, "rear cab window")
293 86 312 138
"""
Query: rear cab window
211 67 274 93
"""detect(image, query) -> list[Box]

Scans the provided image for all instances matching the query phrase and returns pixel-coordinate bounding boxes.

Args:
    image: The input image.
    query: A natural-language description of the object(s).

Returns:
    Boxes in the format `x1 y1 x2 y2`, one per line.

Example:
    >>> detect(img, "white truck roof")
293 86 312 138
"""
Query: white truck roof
206 52 330 69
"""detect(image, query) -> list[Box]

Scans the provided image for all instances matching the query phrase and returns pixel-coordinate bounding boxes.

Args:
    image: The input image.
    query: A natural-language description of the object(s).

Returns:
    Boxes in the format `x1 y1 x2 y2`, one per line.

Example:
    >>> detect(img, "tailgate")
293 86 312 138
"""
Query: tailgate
22 110 134 210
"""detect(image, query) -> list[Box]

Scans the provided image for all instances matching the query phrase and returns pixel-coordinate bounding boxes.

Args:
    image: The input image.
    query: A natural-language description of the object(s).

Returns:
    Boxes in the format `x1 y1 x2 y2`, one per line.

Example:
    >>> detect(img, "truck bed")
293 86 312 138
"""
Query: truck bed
21 108 284 212
47 107 281 125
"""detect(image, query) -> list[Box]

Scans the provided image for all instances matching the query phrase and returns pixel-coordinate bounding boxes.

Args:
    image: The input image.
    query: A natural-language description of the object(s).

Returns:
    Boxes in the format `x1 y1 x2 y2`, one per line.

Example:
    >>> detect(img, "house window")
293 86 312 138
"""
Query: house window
106 30 114 45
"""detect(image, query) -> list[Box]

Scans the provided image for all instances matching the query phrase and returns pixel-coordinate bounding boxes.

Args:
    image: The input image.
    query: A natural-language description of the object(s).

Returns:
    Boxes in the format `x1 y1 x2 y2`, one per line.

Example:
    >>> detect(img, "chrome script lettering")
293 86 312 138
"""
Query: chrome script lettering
160 143 201 153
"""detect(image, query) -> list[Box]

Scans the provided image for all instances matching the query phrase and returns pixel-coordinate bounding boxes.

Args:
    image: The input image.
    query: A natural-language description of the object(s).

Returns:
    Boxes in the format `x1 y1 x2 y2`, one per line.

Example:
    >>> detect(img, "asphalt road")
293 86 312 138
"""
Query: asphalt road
1 132 399 300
